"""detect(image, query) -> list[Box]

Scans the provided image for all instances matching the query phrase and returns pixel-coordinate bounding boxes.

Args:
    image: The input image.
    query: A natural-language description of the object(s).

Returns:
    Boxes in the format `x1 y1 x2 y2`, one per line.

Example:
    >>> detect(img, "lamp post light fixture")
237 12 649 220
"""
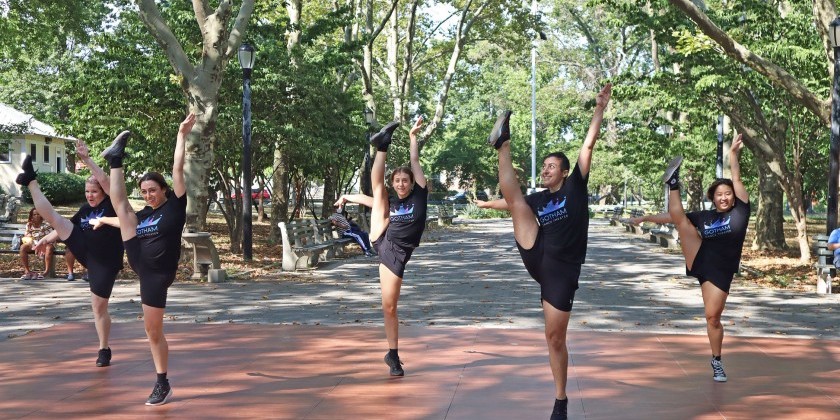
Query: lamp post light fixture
828 17 840 234
238 42 256 261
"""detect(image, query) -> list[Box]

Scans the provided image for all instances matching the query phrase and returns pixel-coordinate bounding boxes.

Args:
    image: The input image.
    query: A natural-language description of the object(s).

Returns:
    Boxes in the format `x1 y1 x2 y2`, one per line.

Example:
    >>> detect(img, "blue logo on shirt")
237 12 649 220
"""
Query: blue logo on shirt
538 197 569 225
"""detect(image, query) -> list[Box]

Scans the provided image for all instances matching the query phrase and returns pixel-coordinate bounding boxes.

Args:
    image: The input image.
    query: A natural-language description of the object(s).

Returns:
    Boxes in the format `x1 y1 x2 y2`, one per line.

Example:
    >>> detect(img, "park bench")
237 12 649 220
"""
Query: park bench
312 219 355 260
812 234 833 294
278 218 361 271
0 222 65 278
0 195 22 223
621 209 646 234
427 204 456 227
182 231 226 282
608 206 624 226
650 223 679 249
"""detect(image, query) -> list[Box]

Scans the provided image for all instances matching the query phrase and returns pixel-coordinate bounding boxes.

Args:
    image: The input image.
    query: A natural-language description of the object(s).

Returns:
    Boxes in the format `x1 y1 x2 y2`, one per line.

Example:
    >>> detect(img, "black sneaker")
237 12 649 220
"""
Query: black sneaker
662 156 683 189
370 122 399 152
711 358 727 382
100 130 131 166
551 398 568 420
15 155 37 186
486 110 512 149
96 347 111 367
145 381 172 406
384 352 404 376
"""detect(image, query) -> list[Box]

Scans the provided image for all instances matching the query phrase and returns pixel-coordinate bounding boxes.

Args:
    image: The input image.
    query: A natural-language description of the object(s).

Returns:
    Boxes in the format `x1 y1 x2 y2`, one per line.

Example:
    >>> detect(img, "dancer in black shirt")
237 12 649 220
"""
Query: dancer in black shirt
631 133 750 383
97 113 194 405
336 116 428 377
16 140 124 368
477 84 611 420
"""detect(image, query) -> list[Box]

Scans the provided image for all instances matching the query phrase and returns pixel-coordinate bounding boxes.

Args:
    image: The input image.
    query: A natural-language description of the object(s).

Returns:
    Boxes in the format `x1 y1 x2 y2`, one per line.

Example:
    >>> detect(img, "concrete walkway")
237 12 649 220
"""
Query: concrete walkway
2 219 837 340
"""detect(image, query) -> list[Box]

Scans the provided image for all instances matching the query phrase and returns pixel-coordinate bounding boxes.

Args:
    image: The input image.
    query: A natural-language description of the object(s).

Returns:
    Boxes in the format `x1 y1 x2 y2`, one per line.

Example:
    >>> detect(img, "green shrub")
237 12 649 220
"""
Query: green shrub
460 203 509 219
20 172 86 205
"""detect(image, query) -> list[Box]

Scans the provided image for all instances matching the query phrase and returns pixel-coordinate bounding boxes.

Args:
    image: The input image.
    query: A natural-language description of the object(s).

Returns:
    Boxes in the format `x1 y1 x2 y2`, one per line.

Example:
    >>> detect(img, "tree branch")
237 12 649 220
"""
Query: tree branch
192 0 210 33
224 0 256 59
135 0 195 77
669 0 830 124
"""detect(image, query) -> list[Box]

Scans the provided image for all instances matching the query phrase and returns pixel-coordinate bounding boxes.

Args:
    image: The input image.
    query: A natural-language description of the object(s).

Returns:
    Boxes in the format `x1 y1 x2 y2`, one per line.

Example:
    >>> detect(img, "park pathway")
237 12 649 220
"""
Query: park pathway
0 218 838 418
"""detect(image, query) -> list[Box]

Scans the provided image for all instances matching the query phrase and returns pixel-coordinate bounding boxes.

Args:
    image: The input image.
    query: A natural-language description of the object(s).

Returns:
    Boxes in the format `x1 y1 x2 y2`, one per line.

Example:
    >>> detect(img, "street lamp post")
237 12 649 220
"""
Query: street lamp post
662 124 674 212
528 0 540 194
828 18 840 234
716 115 725 178
362 106 375 198
239 42 256 261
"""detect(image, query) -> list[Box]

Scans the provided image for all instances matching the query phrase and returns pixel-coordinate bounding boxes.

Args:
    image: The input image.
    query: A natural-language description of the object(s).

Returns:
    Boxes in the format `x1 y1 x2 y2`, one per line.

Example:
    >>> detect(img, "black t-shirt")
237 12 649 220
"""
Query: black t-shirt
686 197 750 274
386 183 428 248
134 190 187 271
69 197 124 264
524 164 590 264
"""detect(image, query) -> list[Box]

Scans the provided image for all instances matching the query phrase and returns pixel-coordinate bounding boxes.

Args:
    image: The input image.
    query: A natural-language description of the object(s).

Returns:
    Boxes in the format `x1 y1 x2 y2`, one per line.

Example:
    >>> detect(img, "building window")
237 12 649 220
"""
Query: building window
0 141 9 163
30 143 36 161
43 144 50 163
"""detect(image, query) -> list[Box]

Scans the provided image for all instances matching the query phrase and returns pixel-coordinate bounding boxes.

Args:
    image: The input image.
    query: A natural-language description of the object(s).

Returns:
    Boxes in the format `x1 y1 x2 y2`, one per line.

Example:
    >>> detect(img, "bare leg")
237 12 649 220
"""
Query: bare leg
43 245 54 276
369 150 390 242
379 265 403 349
497 142 539 248
109 168 138 240
28 181 74 240
142 304 168 374
701 282 728 356
65 250 76 276
92 294 111 349
666 188 702 270
19 243 32 275
543 301 572 400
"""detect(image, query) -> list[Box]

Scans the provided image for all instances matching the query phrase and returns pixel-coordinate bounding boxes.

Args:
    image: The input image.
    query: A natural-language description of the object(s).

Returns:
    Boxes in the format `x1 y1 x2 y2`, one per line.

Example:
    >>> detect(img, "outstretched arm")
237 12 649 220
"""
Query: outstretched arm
630 212 672 225
172 113 196 198
336 194 374 209
76 140 111 195
729 133 748 203
577 83 611 178
409 116 427 188
475 199 509 211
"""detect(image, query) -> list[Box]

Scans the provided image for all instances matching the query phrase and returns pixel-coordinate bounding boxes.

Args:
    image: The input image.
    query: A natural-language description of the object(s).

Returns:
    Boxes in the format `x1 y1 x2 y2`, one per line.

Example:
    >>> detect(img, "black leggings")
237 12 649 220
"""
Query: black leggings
124 237 175 308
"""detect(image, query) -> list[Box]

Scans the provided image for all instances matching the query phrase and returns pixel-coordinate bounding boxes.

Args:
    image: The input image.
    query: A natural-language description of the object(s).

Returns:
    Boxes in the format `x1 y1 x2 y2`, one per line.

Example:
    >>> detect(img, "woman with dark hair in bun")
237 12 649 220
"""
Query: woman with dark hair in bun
94 113 195 405
335 116 428 377
631 133 750 384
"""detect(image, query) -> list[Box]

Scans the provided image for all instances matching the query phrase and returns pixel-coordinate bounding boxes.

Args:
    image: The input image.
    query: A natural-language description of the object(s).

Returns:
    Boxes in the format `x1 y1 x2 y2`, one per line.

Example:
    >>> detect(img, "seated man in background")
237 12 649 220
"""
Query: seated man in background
330 205 375 257
828 227 840 268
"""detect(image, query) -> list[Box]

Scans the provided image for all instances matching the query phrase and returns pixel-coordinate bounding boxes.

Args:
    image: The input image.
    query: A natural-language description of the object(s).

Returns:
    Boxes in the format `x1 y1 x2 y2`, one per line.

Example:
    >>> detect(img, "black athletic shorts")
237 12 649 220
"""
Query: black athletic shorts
124 237 176 308
63 225 122 299
516 229 580 312
686 244 735 293
373 233 415 278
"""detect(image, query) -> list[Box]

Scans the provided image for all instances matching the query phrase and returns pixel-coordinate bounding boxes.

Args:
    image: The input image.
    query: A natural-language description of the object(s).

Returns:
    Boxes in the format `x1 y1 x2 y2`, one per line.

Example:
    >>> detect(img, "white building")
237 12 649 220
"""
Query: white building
0 104 75 196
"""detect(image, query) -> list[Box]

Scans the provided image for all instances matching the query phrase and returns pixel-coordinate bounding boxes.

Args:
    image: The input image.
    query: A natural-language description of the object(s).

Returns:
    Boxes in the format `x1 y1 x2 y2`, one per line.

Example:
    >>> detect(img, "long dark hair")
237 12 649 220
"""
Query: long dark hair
138 172 170 191
706 178 735 201
389 166 414 185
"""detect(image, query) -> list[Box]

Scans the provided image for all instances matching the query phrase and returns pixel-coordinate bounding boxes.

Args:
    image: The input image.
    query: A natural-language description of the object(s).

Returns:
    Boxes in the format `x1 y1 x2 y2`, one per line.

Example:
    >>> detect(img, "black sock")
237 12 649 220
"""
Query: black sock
388 349 399 359
109 156 123 169
713 355 721 361
377 143 390 153
156 372 168 385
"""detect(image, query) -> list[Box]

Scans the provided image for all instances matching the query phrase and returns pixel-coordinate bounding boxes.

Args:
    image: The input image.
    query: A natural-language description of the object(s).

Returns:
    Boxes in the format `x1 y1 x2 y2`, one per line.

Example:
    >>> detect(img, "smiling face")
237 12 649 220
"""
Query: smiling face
541 157 569 191
140 180 168 209
711 184 735 212
84 181 106 208
392 171 413 199
28 209 43 225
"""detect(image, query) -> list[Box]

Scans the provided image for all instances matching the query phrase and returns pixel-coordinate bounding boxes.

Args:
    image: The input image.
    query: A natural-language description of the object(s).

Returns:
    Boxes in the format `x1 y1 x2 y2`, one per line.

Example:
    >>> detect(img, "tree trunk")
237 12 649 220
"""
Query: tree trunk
685 171 704 212
269 146 290 242
752 158 787 250
135 0 255 231
322 165 337 219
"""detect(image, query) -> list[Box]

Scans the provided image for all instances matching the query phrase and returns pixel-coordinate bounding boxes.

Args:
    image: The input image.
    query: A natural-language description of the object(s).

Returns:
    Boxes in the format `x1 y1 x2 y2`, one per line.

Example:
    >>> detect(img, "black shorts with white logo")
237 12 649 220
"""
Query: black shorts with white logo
516 229 580 312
